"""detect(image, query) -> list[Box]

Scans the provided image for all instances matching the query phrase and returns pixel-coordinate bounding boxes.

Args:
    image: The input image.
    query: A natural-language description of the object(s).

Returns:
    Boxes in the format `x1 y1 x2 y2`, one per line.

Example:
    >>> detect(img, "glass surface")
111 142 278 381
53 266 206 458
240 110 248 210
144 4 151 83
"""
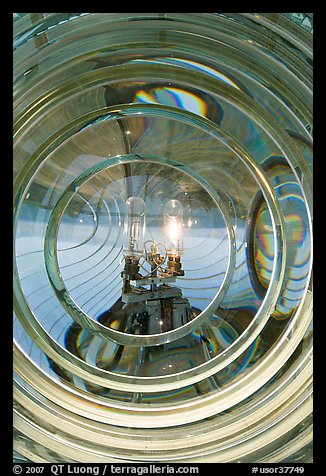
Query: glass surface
13 13 312 463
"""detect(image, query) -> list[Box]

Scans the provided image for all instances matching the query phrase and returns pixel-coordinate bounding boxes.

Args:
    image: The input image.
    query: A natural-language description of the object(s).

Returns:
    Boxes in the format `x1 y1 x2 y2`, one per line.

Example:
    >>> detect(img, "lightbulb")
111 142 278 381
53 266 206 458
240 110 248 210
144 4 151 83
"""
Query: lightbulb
123 196 146 259
163 199 183 257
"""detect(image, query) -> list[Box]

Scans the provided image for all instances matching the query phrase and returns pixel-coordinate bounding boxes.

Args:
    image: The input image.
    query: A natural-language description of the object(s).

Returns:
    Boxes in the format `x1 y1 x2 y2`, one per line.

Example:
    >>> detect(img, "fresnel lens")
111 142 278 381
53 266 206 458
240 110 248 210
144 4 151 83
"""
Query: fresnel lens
13 13 313 464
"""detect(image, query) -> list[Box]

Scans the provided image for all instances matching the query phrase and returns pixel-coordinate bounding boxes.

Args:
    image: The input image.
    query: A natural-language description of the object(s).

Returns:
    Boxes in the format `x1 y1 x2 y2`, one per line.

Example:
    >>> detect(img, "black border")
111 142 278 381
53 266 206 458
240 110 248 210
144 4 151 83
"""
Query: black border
8 5 319 472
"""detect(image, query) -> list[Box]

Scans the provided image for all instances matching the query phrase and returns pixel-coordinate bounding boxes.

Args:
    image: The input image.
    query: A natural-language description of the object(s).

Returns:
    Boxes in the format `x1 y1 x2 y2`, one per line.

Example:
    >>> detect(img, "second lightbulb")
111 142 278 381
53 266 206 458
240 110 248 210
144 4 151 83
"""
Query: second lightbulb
123 196 146 259
163 199 184 258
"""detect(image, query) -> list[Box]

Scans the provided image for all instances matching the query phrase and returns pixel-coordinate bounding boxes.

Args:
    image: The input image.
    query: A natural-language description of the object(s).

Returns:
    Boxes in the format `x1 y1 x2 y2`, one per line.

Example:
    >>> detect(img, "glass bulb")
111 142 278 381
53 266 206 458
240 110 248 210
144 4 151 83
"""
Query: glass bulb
123 196 146 259
163 199 183 257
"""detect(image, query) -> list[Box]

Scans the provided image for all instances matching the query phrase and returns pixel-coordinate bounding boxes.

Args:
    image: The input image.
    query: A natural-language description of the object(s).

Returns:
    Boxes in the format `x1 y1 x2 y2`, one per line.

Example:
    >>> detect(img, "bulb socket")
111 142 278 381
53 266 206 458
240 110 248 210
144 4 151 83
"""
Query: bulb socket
121 257 142 280
167 255 185 276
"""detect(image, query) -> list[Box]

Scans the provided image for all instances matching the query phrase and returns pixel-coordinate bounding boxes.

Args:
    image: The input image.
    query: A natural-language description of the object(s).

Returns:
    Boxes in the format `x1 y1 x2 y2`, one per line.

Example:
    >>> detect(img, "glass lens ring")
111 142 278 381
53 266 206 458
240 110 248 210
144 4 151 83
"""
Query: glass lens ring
43 152 236 347
14 104 289 393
